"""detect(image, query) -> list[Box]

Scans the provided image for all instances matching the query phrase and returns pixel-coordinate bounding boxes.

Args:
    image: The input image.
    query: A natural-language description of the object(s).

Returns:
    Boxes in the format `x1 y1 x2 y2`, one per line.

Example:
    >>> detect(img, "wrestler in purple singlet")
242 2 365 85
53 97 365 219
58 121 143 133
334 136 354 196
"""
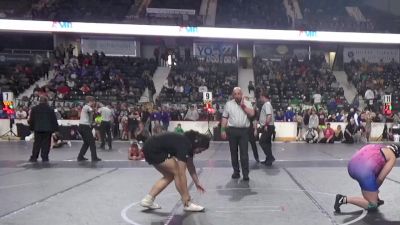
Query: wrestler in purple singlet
347 144 387 192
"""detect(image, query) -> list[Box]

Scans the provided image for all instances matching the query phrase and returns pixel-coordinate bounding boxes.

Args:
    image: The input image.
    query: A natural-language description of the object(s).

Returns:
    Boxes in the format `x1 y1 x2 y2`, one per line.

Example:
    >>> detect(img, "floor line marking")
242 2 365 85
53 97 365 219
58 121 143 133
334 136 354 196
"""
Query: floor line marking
0 168 118 220
340 209 367 225
284 168 339 225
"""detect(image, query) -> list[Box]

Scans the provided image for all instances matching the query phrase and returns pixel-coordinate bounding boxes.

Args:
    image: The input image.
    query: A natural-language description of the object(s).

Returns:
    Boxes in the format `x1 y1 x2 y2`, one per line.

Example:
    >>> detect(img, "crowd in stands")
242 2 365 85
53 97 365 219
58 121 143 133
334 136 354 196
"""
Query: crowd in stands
253 54 346 111
296 0 375 32
345 59 400 112
31 0 134 22
157 58 238 120
0 63 48 97
24 47 157 108
217 0 288 29
252 54 385 144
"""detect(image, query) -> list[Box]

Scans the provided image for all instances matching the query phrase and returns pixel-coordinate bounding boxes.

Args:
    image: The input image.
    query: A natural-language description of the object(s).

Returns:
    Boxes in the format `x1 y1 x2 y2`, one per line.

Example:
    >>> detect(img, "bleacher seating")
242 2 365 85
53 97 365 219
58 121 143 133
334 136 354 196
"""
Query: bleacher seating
216 0 288 29
158 59 238 106
344 60 400 111
253 56 348 111
46 54 157 104
0 63 46 97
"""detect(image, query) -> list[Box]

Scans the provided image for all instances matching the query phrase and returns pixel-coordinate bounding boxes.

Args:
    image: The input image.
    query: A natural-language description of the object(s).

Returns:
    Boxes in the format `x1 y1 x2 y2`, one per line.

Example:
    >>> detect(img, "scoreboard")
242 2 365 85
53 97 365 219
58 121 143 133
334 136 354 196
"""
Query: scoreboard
2 92 15 115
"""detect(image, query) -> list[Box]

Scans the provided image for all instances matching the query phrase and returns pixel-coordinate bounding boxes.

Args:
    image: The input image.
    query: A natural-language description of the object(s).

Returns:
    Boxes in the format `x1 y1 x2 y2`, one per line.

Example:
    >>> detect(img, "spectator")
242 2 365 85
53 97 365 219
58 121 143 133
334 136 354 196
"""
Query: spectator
184 105 199 121
284 107 295 122
319 123 335 143
174 123 184 134
275 110 285 122
135 121 151 142
334 125 344 142
248 81 255 95
51 131 71 149
198 82 208 93
160 107 171 131
343 119 357 144
15 107 27 119
309 109 319 129
128 142 144 160
313 91 322 109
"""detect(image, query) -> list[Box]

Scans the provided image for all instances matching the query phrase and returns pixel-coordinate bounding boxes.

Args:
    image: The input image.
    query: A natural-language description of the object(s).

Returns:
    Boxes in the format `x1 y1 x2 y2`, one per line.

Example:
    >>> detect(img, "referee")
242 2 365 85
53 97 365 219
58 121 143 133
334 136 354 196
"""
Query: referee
77 96 101 162
98 103 113 150
28 96 58 162
258 92 275 166
221 87 255 181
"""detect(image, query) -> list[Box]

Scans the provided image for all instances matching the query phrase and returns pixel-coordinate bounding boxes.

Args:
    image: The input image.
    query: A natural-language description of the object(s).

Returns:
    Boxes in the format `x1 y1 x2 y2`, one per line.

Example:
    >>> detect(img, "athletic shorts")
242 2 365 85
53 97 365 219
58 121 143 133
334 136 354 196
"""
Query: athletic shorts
347 145 386 192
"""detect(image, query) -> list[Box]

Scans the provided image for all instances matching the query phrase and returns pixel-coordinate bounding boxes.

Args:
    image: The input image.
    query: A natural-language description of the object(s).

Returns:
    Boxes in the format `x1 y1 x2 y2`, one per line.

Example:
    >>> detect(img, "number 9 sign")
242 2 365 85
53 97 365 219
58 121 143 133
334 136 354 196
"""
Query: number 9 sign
203 92 212 103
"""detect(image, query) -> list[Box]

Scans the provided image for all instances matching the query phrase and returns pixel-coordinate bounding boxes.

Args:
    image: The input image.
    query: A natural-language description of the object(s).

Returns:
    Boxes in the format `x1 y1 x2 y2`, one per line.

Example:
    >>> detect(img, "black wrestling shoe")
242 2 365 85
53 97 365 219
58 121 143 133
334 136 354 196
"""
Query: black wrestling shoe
28 158 37 163
231 173 240 179
334 194 346 213
77 157 88 162
92 158 102 162
378 199 384 206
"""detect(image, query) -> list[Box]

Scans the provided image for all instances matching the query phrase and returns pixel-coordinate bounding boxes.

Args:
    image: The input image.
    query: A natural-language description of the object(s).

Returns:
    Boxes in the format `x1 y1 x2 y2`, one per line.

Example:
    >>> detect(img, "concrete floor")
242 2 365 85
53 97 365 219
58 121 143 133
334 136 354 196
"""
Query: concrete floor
0 141 400 225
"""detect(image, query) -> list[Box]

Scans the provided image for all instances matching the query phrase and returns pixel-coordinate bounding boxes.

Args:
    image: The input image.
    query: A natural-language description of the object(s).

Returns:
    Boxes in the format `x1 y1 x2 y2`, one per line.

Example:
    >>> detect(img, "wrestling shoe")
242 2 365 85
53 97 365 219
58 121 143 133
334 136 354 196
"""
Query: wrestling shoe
183 202 205 212
140 195 161 210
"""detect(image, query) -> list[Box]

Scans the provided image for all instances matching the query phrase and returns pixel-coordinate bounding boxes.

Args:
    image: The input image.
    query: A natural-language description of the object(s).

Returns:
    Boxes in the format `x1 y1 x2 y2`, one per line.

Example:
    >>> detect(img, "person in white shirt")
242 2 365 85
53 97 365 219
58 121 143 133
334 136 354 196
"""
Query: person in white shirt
174 83 184 93
364 88 375 108
221 87 255 181
309 109 319 129
98 103 113 150
313 92 322 108
77 96 101 162
184 105 199 121
198 83 208 93
15 107 27 119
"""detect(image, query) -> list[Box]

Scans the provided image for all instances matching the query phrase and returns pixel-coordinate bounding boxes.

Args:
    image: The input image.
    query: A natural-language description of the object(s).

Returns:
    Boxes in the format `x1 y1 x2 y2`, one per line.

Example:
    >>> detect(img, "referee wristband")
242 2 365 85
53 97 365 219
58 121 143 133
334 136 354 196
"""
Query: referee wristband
221 127 226 132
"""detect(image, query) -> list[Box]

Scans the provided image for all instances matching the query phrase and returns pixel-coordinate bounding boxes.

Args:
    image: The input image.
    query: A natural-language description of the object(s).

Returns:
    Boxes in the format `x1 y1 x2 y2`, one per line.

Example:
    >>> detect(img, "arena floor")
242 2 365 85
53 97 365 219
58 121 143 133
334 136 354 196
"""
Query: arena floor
0 140 399 225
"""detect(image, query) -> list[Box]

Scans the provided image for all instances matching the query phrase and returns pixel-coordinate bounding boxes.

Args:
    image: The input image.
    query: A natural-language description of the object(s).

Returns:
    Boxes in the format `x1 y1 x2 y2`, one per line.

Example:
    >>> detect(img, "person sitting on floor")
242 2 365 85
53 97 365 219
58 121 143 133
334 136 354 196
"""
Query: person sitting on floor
128 141 144 160
174 123 184 134
51 131 72 149
304 128 319 143
334 125 344 142
319 123 335 144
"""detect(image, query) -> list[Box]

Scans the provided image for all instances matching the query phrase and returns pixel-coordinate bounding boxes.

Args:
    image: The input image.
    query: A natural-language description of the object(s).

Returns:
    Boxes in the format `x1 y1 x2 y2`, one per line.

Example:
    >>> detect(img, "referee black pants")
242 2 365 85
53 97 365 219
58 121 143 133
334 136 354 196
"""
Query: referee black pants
30 131 52 161
100 121 112 149
259 125 275 161
78 124 98 160
248 126 259 161
227 127 249 177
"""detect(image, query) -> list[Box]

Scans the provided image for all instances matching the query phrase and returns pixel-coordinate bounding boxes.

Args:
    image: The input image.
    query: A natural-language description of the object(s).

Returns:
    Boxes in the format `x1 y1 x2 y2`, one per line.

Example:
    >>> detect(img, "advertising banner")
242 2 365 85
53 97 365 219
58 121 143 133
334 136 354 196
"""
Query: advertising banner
193 42 237 64
344 47 399 63
81 38 138 57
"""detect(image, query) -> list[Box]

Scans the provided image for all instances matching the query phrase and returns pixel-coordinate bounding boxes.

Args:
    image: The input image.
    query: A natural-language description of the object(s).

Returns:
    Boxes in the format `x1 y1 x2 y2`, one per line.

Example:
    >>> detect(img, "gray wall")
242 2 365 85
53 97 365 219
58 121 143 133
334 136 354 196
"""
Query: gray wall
365 0 400 16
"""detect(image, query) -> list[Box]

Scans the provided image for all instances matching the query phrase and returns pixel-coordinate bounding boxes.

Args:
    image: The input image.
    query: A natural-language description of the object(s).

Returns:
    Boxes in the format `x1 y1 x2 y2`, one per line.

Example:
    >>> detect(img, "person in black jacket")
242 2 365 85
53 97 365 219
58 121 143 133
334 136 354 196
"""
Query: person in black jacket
28 96 59 162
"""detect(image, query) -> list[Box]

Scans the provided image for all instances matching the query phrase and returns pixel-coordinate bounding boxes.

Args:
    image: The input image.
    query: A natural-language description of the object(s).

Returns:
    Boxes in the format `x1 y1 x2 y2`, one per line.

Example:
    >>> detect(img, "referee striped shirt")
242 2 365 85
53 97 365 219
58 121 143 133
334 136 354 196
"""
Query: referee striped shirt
222 99 253 128
259 101 274 126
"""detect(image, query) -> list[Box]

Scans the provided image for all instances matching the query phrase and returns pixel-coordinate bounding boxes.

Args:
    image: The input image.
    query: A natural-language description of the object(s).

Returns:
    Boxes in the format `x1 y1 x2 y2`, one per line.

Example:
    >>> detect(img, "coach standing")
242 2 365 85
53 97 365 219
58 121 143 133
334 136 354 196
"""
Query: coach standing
77 96 101 162
28 96 58 162
98 103 113 150
258 92 275 166
221 87 255 181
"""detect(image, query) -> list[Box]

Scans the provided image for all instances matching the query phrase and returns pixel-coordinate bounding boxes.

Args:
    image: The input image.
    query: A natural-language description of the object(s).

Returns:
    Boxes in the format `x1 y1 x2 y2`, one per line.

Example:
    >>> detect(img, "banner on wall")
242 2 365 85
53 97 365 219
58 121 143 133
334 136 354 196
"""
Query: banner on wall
254 44 308 60
343 47 399 63
81 38 138 57
0 54 33 64
146 8 196 15
193 42 237 64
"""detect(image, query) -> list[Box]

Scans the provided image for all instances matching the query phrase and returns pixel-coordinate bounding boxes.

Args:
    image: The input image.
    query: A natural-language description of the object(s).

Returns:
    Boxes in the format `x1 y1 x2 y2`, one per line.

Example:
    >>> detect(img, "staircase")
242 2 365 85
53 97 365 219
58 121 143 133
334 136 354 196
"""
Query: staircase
152 66 171 99
238 68 255 99
17 69 56 99
333 71 358 104
345 6 367 22
203 0 218 26
283 0 303 22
